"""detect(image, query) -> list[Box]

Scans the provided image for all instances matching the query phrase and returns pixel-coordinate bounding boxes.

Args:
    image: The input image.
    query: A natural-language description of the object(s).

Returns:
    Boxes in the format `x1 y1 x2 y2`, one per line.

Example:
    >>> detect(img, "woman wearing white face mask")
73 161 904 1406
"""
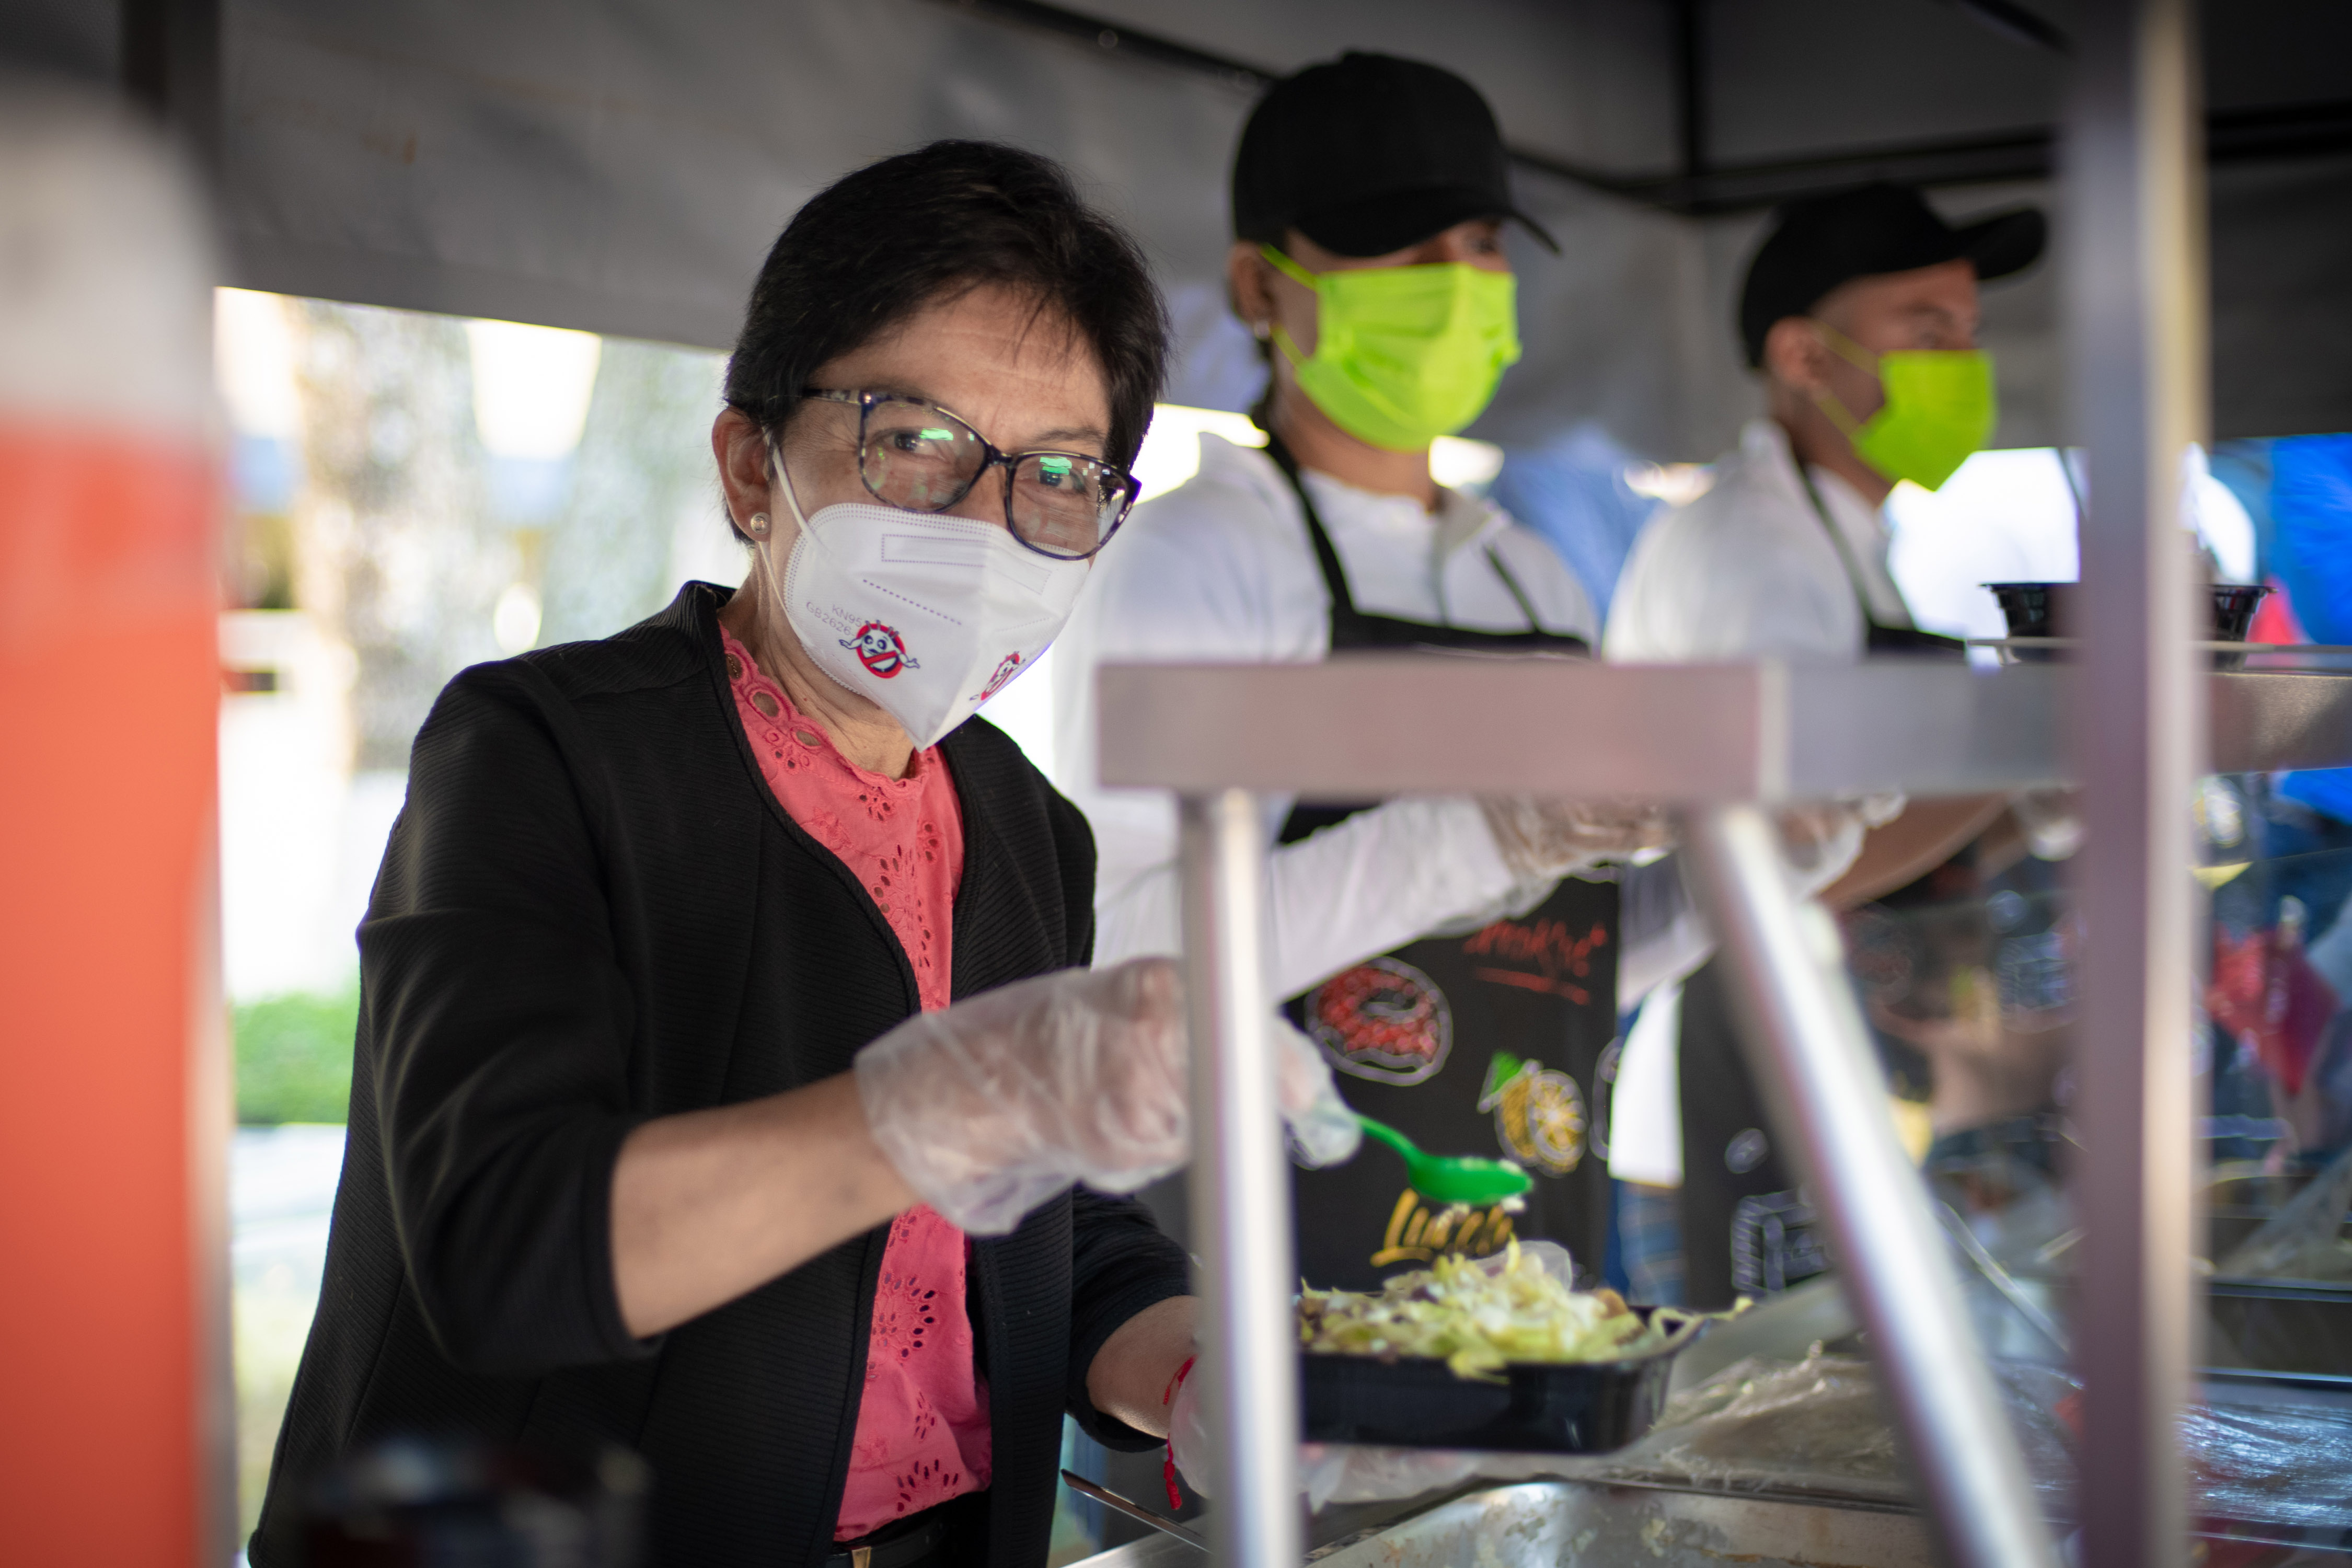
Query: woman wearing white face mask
253 141 1354 1568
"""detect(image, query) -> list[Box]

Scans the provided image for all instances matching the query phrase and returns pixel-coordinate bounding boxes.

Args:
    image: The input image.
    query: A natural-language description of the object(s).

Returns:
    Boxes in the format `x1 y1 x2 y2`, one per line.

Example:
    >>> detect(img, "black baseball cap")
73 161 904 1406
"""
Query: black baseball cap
1738 182 2046 367
1232 52 1558 259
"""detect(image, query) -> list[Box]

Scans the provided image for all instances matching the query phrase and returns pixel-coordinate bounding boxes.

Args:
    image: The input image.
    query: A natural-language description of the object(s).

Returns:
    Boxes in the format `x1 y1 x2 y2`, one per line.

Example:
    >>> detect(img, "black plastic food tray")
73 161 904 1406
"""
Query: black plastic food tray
1298 1309 1698 1454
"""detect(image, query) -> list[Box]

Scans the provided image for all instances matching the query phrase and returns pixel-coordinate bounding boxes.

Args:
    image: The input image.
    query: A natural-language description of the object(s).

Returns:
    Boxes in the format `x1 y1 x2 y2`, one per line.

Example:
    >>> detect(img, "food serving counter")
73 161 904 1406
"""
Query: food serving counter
1096 659 2352 1567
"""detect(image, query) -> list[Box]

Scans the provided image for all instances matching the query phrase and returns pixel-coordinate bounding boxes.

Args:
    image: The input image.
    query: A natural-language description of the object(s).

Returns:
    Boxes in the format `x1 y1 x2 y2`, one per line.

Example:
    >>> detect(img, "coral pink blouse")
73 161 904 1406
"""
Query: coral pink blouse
720 630 991 1539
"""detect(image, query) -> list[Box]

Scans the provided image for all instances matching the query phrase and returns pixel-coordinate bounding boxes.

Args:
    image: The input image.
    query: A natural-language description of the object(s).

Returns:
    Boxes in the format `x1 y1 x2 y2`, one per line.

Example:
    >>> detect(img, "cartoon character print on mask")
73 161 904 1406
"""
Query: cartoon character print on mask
770 479 1090 748
841 622 919 679
975 652 1023 702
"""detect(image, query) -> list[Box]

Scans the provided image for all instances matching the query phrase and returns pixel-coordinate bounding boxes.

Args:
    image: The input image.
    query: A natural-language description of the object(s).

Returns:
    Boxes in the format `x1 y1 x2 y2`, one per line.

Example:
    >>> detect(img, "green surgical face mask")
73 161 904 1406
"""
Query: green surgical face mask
1811 324 1996 492
1262 245 1521 452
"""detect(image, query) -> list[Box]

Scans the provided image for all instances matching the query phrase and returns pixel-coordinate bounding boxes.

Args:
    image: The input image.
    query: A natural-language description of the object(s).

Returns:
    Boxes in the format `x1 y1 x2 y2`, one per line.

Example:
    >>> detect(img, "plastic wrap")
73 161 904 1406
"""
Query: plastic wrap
1595 1351 1910 1500
1297 1350 2352 1537
1564 1351 2078 1506
854 958 1359 1235
2184 1400 2352 1531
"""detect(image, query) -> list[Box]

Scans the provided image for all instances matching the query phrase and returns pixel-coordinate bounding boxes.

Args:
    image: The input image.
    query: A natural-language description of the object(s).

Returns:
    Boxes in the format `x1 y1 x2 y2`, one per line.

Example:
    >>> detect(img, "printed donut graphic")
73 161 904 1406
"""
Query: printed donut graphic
1305 957 1454 1085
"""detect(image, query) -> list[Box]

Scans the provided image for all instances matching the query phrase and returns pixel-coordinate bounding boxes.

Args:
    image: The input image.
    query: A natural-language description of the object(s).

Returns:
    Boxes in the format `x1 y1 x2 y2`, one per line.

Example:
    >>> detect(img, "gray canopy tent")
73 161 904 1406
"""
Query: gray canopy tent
9 0 2350 458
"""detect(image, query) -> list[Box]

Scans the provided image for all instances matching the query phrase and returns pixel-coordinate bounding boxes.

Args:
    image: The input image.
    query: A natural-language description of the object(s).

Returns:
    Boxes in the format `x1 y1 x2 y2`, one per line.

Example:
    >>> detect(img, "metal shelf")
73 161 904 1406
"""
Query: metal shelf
1103 655 2352 1568
1102 660 2352 800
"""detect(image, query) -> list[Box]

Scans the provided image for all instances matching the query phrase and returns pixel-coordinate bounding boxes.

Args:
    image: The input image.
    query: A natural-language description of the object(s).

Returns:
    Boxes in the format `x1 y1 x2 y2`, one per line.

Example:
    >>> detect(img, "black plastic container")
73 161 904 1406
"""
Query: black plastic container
1984 581 2073 652
1298 1311 1697 1454
2211 583 2273 644
1984 581 2272 667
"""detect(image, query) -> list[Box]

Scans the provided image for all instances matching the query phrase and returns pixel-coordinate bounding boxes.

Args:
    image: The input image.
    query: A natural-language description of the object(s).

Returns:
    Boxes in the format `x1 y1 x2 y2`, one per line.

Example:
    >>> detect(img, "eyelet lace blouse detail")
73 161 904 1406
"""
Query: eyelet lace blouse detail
721 630 962 1005
719 630 988 1538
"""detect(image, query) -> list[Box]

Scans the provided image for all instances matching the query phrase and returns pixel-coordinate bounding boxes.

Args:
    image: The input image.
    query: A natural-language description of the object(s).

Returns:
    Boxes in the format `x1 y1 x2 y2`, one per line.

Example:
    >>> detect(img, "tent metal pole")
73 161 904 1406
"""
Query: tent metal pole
2067 1 2205 1564
1681 805 2059 1568
1178 789 1302 1567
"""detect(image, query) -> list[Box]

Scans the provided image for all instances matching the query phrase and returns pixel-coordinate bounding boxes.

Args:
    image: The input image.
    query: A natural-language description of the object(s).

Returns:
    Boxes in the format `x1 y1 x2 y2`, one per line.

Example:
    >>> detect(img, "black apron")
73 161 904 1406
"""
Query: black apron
1674 959 1827 1308
1263 438 1619 1293
1677 466 1967 1307
1796 465 1969 660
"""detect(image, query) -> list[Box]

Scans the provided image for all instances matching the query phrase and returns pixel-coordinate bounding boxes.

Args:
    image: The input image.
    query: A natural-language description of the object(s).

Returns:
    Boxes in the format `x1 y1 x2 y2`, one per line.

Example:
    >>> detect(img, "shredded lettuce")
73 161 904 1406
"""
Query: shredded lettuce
1299 1240 1720 1381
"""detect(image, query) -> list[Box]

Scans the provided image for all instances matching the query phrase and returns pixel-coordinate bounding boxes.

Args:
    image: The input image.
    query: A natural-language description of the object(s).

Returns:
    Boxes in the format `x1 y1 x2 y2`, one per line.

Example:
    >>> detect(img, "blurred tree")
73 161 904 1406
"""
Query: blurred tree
539 337 727 645
291 301 506 770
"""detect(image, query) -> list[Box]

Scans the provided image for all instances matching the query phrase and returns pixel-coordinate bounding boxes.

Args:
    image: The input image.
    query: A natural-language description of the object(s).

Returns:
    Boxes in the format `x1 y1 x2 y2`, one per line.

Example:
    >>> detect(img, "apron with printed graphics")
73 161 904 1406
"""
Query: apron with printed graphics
1264 437 1618 1292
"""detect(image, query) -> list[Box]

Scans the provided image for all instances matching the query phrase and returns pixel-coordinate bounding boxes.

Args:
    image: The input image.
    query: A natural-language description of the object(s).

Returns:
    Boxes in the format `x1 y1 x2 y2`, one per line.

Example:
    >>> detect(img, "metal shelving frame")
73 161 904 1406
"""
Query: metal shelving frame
1104 659 2352 1567
1099 5 2334 1563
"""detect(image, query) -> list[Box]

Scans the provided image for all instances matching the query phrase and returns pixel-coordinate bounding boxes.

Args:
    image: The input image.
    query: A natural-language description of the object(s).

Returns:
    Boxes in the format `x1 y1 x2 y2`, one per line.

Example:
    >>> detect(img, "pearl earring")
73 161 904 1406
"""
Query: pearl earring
1252 319 1272 342
746 511 771 536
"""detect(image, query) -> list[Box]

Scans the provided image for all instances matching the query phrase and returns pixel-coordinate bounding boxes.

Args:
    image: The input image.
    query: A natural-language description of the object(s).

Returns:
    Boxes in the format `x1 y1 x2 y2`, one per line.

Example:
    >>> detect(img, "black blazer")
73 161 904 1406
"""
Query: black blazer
251 584 1189 1568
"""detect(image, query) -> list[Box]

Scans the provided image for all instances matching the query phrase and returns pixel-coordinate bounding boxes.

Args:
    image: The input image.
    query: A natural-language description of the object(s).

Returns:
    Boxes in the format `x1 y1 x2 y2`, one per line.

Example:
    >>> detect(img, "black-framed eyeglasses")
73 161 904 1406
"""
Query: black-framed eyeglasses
798 387 1140 560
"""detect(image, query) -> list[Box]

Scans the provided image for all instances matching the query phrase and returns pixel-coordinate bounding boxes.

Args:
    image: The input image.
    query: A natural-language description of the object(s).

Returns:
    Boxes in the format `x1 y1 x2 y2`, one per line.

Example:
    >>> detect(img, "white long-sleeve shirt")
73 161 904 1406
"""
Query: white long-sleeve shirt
1050 432 1605 999
1607 419 1910 663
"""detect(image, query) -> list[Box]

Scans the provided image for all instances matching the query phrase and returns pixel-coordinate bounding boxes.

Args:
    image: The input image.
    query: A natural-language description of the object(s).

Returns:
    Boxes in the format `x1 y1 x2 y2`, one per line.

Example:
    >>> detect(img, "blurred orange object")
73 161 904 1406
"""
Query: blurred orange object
0 96 223 1566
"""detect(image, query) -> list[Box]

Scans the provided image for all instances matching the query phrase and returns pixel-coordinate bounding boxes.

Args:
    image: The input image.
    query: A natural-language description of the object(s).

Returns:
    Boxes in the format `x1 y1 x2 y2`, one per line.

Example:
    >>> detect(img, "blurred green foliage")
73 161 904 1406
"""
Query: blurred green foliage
234 986 359 1124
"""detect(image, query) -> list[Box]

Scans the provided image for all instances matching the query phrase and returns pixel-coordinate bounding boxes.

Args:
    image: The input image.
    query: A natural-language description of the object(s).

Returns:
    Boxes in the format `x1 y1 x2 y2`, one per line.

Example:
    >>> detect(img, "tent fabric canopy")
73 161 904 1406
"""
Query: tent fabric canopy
8 0 2349 455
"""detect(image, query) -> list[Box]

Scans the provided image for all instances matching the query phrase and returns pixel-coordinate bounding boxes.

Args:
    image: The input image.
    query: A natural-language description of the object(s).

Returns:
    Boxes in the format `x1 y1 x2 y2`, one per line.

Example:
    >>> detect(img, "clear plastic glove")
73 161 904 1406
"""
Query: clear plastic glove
1273 1017 1364 1171
1479 798 1676 880
855 958 1360 1236
1175 1391 1480 1511
1773 791 1904 900
2013 787 2083 861
1169 1350 1472 1509
1774 804 1866 898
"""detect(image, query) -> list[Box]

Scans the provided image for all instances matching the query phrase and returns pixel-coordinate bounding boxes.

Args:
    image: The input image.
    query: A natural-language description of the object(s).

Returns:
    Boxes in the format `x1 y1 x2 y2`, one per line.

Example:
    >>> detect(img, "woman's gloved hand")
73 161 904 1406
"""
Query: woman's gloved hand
854 958 1360 1236
1171 1356 1483 1508
1478 798 1676 880
2012 787 2083 861
1774 791 1906 900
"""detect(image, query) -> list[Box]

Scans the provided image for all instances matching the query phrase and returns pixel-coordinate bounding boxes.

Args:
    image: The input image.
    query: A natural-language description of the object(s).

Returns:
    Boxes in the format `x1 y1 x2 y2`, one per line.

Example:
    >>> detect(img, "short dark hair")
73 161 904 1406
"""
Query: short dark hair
724 140 1169 504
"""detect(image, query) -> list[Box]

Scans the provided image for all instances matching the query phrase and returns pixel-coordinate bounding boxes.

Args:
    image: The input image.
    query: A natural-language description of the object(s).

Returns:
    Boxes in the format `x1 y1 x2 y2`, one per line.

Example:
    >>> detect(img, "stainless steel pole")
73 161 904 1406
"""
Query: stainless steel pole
1177 789 1302 1567
2068 1 2206 1563
1682 804 2059 1568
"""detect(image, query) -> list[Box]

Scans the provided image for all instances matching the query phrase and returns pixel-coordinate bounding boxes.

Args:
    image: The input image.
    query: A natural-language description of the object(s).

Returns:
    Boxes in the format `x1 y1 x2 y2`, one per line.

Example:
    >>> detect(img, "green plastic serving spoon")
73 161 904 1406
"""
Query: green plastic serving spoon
1353 1112 1532 1206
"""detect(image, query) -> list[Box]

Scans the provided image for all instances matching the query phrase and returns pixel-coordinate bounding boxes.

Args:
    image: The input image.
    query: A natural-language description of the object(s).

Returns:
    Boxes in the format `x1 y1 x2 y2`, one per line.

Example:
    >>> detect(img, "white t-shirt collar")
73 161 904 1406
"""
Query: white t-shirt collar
1744 418 1913 629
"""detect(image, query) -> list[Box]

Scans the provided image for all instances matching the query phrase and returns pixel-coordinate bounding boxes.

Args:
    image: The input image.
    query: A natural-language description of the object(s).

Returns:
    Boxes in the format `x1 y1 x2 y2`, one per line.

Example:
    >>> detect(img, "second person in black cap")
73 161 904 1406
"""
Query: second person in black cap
1054 52 1687 1295
1609 181 2045 665
1603 182 2046 1309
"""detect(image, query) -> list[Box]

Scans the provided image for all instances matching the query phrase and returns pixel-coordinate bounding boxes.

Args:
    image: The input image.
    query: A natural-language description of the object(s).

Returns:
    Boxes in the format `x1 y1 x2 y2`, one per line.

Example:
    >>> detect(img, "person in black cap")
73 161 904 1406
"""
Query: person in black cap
1610 181 2045 664
1054 52 1693 1312
1601 183 2046 1311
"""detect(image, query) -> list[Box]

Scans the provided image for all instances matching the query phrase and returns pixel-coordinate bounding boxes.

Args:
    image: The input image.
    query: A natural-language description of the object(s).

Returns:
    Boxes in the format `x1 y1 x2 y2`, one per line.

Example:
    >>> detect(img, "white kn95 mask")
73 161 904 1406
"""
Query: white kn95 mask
763 463 1090 750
